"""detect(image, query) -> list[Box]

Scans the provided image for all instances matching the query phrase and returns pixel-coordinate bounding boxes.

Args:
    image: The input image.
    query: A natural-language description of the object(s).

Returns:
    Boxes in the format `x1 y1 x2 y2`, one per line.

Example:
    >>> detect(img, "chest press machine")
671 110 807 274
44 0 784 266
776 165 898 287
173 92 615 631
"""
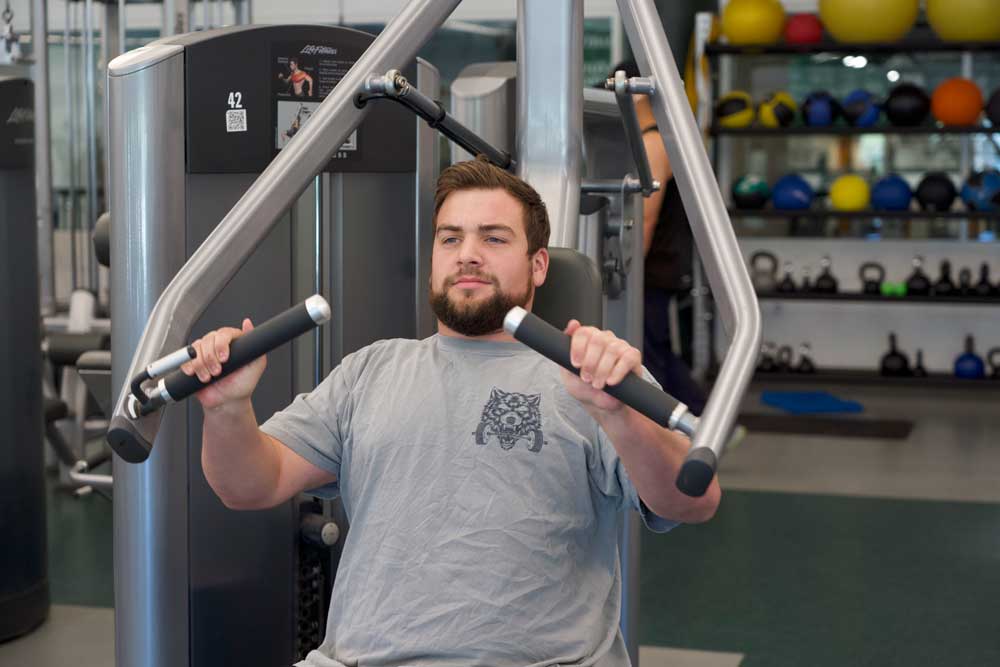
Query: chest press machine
105 2 760 666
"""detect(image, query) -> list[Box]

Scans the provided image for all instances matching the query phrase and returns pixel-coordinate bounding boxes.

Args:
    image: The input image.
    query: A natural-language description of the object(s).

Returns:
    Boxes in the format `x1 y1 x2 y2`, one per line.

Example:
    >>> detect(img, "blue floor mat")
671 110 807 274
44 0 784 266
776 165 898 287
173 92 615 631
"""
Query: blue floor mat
761 390 863 415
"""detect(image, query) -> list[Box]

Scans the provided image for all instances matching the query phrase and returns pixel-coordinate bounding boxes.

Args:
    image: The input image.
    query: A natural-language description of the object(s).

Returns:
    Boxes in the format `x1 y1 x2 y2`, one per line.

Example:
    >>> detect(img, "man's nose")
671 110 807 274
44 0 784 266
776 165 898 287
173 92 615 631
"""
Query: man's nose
457 239 483 266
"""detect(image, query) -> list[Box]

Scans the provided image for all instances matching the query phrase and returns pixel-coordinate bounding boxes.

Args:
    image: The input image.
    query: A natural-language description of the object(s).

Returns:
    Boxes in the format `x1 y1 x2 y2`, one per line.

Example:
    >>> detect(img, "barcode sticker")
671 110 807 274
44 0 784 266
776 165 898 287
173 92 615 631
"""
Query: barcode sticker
226 109 247 133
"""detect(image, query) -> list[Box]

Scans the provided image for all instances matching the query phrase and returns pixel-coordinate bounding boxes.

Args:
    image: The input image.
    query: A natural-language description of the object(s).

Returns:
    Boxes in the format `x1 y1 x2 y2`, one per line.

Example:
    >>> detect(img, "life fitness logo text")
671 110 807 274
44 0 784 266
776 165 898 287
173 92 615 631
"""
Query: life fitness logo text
300 44 338 56
6 107 34 125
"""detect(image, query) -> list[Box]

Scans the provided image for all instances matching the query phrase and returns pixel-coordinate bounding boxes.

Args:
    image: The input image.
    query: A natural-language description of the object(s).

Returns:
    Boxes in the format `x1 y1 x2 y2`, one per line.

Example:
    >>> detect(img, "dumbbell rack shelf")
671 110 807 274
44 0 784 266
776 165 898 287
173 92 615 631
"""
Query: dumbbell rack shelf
756 292 1000 305
711 125 996 136
752 369 1000 389
729 209 1000 220
705 38 1000 58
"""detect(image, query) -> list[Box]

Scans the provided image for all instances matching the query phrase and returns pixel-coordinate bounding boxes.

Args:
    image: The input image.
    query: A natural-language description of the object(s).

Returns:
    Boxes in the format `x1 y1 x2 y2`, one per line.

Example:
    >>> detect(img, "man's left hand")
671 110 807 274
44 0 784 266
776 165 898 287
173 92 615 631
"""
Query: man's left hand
561 319 643 415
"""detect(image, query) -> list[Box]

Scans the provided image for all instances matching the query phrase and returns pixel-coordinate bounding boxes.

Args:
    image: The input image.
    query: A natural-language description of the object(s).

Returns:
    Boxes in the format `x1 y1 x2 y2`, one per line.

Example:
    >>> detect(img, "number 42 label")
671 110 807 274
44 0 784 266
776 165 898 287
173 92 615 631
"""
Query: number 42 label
226 91 247 133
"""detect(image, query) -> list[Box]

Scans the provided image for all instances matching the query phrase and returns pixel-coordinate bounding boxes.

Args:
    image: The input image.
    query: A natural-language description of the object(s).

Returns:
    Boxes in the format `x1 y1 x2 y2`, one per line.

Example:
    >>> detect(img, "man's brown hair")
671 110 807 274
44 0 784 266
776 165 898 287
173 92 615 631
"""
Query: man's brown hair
434 155 550 255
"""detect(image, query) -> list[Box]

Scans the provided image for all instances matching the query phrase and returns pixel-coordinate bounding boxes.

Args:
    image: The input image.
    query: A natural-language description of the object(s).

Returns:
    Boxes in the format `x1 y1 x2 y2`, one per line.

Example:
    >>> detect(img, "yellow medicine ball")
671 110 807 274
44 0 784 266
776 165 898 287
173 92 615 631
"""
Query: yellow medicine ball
721 0 786 46
819 0 918 43
830 174 871 211
758 91 798 128
927 0 1000 42
715 91 756 129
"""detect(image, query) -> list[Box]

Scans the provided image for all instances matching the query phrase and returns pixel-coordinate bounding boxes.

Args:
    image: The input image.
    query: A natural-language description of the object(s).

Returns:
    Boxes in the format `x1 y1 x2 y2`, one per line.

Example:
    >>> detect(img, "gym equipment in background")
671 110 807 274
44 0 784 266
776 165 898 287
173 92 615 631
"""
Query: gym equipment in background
715 91 755 128
926 0 1000 42
961 170 1000 212
913 350 928 377
871 174 912 211
885 83 931 127
986 89 1000 126
915 172 957 212
772 174 814 210
819 0 918 43
784 14 823 44
958 267 973 297
988 348 1000 379
905 256 932 296
860 262 886 295
954 335 986 379
749 250 779 292
801 91 841 126
975 263 996 297
775 345 794 372
880 281 906 298
757 91 797 128
732 174 770 209
795 343 817 374
758 342 777 373
933 259 957 296
880 333 911 377
813 256 838 293
842 89 881 127
829 174 870 211
931 78 983 126
721 0 786 46
778 262 797 292
0 76 49 643
799 266 813 292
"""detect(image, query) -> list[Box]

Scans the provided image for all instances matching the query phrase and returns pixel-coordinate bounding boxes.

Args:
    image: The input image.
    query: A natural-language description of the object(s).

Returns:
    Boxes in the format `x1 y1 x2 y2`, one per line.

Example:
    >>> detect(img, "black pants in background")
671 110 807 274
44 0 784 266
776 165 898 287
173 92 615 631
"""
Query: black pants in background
643 287 707 416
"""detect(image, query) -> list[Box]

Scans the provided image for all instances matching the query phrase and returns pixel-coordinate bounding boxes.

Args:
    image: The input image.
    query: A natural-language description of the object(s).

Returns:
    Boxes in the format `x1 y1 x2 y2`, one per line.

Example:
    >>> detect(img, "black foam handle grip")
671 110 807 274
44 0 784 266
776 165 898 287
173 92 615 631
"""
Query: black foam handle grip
676 447 717 498
505 308 681 427
162 298 329 402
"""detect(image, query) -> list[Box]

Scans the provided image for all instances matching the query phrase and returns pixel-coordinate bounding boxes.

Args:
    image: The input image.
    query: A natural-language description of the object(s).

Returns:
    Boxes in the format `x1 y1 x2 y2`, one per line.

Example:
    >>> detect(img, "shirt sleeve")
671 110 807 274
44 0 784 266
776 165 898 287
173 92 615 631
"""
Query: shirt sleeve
260 354 356 499
588 366 680 533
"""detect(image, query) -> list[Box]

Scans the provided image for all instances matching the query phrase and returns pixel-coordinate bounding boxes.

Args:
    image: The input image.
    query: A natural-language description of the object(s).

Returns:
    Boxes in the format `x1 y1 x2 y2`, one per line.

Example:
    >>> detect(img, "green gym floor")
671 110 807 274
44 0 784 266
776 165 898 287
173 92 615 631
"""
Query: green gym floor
3 382 998 666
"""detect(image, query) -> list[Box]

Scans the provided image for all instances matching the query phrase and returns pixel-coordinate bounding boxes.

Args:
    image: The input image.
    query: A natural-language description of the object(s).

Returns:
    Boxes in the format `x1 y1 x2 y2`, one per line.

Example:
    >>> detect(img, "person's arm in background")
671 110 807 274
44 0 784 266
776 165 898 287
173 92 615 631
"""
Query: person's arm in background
637 97 674 256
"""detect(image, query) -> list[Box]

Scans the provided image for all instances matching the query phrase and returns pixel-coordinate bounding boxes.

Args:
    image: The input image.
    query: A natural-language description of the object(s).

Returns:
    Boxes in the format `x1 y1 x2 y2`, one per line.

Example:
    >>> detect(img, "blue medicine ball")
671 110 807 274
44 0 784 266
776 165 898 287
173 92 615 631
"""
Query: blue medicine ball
772 174 815 210
871 175 913 211
961 170 1000 212
842 90 881 127
802 91 841 127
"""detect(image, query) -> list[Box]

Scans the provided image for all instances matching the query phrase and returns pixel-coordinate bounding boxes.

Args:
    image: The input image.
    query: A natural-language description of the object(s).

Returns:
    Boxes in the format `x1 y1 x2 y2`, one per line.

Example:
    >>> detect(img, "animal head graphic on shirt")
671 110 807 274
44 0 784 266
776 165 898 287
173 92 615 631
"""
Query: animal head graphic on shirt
474 388 545 453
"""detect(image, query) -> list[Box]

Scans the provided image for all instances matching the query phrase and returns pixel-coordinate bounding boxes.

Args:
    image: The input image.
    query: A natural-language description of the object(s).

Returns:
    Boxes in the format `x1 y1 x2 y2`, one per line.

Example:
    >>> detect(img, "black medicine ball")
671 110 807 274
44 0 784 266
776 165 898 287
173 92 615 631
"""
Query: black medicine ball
915 172 957 212
885 83 931 127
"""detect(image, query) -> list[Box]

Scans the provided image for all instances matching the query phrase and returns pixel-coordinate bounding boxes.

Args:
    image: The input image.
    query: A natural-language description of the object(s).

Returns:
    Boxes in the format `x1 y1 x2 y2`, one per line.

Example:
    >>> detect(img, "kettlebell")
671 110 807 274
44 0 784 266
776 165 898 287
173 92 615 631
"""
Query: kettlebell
975 263 996 297
933 259 956 296
958 267 973 297
750 251 779 293
880 333 911 377
859 262 885 295
814 255 838 294
795 343 817 374
758 341 777 373
913 349 928 378
905 256 931 297
800 266 813 293
988 347 1000 379
954 335 986 379
776 345 794 373
778 262 797 293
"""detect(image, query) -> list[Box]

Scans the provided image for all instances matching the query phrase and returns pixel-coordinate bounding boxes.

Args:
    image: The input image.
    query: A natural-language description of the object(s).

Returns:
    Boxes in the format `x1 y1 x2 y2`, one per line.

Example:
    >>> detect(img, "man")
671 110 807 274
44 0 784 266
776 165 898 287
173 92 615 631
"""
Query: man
279 57 314 97
610 60 707 416
184 157 721 667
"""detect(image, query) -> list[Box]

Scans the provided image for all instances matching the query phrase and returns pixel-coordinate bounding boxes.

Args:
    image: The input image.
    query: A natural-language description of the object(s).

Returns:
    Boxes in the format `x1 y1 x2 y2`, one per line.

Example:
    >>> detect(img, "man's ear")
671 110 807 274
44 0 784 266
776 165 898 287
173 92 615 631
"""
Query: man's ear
531 248 549 288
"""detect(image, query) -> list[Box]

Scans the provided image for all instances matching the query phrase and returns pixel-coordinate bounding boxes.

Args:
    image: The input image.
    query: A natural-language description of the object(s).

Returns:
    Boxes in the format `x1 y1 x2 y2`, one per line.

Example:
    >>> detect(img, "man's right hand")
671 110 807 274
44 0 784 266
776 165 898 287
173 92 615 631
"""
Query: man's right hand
181 318 267 411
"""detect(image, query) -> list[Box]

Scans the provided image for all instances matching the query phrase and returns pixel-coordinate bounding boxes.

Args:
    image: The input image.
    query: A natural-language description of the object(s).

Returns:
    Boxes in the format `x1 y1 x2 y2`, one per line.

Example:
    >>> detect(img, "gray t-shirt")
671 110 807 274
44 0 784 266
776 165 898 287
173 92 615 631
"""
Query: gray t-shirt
261 334 678 667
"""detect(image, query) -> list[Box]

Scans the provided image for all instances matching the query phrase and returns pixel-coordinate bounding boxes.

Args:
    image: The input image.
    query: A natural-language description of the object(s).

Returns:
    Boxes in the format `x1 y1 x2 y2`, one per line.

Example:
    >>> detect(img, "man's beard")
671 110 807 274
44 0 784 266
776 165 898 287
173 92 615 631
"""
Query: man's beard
430 270 533 337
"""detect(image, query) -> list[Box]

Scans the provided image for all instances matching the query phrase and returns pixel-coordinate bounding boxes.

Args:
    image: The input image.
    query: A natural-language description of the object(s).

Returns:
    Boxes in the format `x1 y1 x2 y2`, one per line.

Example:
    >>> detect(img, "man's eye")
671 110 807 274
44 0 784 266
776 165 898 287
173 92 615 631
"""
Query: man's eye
486 236 506 244
441 237 459 245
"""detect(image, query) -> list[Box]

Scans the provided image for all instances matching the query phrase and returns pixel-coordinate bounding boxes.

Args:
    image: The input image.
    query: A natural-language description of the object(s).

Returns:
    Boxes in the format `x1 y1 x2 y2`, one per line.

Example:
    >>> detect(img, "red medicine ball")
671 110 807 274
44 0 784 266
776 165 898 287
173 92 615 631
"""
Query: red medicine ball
785 14 824 44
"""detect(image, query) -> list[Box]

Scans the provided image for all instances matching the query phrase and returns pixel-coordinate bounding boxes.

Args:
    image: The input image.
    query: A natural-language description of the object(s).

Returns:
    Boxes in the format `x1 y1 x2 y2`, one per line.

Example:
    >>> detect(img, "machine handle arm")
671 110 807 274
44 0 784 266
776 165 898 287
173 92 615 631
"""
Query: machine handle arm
503 307 699 438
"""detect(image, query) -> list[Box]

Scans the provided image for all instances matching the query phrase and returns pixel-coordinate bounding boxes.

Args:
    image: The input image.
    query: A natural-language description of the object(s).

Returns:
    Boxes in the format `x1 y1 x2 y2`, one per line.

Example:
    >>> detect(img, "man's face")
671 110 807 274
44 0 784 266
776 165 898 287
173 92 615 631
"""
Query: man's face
430 188 547 337
290 60 299 72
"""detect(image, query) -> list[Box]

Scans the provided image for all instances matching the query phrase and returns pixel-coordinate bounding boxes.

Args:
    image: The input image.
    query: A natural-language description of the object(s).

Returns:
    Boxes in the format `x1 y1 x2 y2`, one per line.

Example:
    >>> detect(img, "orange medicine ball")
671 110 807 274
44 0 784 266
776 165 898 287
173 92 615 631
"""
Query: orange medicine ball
931 78 984 126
